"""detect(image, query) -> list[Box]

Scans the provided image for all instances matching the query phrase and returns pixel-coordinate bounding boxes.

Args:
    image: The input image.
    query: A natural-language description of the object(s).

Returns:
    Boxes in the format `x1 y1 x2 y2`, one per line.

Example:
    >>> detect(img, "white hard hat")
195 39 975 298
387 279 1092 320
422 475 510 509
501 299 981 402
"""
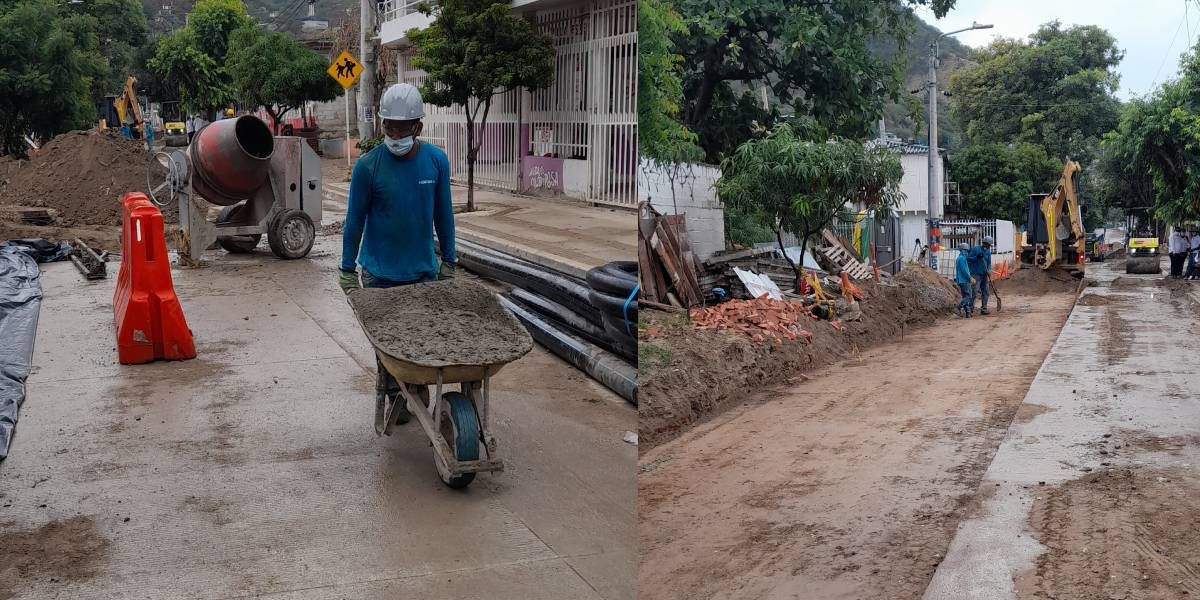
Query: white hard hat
982 235 994 245
379 83 424 121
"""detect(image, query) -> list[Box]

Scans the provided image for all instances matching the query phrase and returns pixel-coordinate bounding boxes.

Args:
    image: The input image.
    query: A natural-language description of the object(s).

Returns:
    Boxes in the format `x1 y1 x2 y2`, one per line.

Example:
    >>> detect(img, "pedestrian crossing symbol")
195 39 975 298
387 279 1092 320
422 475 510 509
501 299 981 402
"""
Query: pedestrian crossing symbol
327 50 363 89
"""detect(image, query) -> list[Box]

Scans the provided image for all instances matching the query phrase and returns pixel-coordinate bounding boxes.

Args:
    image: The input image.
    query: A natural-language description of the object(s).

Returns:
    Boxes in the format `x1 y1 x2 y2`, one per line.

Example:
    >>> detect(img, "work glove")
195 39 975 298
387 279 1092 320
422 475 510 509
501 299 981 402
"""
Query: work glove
438 260 457 281
970 277 977 284
338 269 360 295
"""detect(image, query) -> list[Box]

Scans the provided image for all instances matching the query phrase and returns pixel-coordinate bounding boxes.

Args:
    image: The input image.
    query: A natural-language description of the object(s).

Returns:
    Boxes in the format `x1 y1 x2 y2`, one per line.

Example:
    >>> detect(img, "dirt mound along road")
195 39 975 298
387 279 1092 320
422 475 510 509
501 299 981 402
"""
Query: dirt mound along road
349 279 533 368
0 131 162 226
1002 265 1081 295
639 265 960 450
638 285 1079 600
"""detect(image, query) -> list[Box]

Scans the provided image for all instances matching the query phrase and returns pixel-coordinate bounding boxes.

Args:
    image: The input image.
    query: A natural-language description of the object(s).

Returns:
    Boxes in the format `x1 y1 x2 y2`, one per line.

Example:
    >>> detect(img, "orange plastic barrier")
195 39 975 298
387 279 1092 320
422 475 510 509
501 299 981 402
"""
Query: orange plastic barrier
113 192 197 364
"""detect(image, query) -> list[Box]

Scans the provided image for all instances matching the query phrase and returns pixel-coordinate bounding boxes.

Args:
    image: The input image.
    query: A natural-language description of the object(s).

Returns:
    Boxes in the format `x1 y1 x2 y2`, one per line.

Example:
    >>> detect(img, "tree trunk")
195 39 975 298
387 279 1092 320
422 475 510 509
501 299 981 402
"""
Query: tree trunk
465 113 475 213
689 36 732 126
775 228 802 293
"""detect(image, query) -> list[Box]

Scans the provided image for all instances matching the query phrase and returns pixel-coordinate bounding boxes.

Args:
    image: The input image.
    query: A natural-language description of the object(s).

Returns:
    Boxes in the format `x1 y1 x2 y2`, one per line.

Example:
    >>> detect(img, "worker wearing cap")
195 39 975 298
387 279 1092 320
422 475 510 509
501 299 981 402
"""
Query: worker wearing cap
968 235 994 315
955 242 975 317
338 83 457 417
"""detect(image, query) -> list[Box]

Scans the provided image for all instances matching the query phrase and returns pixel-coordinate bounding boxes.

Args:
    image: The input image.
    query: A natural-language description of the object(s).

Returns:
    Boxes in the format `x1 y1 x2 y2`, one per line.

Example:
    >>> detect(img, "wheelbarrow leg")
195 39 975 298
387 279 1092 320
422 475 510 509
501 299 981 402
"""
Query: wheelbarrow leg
374 355 410 436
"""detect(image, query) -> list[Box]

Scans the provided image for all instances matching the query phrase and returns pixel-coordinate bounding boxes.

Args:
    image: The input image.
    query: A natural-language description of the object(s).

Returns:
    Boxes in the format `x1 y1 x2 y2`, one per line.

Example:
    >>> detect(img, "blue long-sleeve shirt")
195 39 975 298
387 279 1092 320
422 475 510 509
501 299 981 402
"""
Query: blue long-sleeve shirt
967 246 991 276
955 253 972 285
340 143 456 282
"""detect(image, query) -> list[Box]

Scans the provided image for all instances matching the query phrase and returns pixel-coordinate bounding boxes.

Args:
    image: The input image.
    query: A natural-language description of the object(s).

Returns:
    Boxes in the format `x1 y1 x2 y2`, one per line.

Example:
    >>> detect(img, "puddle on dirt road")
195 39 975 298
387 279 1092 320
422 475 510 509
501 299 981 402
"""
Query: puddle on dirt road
1016 467 1200 599
0 516 110 597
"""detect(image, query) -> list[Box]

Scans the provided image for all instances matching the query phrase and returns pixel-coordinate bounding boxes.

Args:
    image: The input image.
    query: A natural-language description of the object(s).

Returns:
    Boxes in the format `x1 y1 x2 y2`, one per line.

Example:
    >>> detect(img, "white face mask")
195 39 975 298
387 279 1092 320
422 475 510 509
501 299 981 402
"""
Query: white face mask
384 134 414 156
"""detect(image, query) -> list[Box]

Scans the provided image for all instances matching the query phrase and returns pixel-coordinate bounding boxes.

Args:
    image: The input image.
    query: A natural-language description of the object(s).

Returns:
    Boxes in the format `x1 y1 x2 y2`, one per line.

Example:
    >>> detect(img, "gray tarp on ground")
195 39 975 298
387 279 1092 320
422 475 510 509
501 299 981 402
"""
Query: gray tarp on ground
0 240 69 460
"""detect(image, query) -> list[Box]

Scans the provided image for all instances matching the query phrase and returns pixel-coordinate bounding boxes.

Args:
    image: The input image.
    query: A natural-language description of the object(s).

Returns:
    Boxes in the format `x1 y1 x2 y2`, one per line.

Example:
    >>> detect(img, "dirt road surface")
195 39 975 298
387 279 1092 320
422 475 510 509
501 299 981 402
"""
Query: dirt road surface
0 236 634 600
639 282 1078 600
925 260 1200 600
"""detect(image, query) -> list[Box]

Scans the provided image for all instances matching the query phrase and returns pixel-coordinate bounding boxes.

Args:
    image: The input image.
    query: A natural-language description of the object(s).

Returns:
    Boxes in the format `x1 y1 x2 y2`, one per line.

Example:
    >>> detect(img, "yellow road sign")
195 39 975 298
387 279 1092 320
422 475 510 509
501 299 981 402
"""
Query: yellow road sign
327 50 363 89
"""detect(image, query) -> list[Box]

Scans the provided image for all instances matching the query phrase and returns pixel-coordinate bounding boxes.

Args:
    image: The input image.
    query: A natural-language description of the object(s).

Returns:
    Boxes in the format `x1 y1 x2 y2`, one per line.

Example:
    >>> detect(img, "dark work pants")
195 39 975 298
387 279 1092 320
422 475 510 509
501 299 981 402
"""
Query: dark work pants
1170 252 1186 277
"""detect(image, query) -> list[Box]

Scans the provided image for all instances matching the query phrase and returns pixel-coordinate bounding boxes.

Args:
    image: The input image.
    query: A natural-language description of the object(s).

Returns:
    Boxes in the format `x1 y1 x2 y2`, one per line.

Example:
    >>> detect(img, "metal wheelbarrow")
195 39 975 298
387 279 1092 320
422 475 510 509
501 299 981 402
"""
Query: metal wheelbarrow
348 280 532 488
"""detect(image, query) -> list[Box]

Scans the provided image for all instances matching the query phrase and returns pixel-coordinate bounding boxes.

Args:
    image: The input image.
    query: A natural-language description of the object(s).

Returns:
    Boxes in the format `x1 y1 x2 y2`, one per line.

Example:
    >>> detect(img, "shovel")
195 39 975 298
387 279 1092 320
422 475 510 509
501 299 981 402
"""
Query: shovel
992 279 1003 312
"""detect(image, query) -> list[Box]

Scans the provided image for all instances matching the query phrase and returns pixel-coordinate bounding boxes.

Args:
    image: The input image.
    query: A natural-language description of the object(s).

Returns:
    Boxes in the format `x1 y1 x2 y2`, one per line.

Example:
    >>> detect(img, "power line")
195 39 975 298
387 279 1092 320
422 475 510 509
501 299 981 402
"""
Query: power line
1151 6 1188 89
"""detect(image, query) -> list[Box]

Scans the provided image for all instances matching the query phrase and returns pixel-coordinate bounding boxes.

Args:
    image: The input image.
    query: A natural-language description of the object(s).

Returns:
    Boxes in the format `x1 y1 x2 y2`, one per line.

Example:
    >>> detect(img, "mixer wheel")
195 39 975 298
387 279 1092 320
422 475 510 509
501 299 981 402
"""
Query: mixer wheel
267 209 315 259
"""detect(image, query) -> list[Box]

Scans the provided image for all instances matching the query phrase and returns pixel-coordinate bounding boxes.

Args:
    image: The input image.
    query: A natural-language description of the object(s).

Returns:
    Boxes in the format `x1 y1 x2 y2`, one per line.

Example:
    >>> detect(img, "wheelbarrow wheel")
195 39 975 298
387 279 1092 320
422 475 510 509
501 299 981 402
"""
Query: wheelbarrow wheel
435 392 480 489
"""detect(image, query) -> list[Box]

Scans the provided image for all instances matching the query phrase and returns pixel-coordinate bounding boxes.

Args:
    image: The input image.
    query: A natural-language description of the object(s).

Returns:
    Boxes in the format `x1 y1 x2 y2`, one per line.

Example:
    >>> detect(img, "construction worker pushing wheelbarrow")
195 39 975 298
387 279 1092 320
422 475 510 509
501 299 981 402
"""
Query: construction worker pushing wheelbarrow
337 83 531 488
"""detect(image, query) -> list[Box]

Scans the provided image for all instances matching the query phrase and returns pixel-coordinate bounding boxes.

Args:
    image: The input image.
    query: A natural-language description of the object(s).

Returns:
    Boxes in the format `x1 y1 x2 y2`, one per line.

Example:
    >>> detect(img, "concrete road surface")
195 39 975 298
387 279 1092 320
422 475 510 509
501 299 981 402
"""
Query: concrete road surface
925 260 1200 600
0 237 635 600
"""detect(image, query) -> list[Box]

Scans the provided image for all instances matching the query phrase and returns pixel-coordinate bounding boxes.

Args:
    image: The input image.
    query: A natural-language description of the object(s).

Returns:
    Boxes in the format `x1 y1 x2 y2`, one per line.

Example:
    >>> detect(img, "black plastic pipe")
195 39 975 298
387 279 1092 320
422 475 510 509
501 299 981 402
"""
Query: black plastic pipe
508 288 634 362
457 245 603 327
499 296 637 405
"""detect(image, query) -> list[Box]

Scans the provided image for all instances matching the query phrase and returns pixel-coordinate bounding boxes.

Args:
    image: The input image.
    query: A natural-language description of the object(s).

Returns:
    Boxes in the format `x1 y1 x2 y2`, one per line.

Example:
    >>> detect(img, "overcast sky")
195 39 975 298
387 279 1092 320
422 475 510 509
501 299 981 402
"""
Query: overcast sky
915 0 1200 99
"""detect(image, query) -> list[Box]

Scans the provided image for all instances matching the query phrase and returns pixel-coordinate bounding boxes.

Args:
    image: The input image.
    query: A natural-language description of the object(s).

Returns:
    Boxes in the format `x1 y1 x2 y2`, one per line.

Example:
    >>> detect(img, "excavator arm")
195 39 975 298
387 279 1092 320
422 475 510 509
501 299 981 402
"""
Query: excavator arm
1038 160 1085 270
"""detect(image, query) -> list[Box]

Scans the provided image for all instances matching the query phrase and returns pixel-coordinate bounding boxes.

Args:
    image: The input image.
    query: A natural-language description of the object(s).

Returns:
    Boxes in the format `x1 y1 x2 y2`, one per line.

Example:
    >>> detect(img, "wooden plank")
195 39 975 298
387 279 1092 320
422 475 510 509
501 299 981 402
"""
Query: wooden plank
662 215 704 297
658 222 702 305
638 236 661 303
704 246 774 266
649 228 696 307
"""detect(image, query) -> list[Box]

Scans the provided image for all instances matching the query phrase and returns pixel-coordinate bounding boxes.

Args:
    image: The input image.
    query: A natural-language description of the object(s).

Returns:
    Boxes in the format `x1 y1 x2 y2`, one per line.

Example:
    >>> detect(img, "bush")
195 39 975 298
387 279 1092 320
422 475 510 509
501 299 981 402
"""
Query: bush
356 135 382 152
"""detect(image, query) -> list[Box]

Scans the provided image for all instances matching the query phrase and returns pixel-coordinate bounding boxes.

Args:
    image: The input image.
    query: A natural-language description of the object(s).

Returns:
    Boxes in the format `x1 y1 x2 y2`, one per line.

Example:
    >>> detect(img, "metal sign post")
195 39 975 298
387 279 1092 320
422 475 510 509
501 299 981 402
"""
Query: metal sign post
327 50 364 169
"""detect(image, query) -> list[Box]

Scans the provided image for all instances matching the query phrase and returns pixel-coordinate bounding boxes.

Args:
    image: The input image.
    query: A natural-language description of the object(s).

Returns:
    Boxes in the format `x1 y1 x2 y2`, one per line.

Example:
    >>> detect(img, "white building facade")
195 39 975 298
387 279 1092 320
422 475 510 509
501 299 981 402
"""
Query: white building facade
374 0 637 207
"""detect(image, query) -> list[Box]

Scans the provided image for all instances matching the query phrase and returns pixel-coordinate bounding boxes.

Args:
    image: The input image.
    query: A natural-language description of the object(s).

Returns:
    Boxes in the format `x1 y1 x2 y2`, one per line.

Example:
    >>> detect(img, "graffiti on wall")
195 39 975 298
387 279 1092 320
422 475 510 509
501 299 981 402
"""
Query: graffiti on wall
520 156 564 194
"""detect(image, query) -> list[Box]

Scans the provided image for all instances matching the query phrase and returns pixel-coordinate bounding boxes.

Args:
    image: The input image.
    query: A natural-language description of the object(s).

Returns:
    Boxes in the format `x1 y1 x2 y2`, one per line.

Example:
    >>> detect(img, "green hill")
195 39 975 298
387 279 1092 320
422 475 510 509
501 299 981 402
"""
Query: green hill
870 15 974 150
143 0 355 36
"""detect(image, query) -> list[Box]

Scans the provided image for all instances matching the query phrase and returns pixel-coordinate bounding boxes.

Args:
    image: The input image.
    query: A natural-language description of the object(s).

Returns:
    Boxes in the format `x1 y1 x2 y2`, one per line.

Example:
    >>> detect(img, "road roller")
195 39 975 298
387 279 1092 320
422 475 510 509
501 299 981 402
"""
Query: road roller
147 115 321 264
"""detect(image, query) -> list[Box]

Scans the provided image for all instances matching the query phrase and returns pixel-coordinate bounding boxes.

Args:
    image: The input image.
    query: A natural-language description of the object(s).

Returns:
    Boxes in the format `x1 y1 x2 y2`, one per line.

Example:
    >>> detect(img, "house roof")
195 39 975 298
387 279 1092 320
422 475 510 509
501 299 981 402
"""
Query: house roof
865 139 944 155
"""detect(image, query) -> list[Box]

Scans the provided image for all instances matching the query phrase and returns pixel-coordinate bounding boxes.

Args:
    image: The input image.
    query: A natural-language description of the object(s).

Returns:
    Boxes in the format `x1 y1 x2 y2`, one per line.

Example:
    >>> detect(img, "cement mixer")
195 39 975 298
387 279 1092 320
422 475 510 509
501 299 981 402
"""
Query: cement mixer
147 116 322 263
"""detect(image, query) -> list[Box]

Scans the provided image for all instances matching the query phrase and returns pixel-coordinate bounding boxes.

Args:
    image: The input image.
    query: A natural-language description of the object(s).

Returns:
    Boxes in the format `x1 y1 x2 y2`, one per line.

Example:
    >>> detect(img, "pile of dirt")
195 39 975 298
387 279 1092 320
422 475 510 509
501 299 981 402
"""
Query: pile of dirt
348 279 532 367
0 131 163 228
1002 266 1081 295
639 265 960 449
1018 467 1200 599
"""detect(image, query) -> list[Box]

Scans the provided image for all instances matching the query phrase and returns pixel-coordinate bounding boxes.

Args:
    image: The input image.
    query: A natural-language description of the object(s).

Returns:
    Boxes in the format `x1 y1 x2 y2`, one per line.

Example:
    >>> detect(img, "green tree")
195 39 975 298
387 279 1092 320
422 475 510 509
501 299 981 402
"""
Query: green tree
226 28 341 134
0 0 104 156
147 0 253 113
148 28 231 112
716 122 904 290
410 0 556 212
638 0 700 164
671 0 956 163
188 0 255 62
84 0 150 99
948 22 1122 159
1102 50 1200 223
949 142 1061 224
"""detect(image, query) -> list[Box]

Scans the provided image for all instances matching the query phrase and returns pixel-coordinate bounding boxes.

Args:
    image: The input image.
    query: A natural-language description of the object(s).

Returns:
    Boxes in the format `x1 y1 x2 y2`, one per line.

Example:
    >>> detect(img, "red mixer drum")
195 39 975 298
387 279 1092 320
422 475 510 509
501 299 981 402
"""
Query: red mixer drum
188 116 274 206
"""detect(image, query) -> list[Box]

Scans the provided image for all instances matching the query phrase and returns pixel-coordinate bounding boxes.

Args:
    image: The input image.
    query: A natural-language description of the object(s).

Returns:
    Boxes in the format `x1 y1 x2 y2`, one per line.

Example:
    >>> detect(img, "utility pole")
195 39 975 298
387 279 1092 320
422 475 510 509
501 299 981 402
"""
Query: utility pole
358 0 376 139
926 21 992 272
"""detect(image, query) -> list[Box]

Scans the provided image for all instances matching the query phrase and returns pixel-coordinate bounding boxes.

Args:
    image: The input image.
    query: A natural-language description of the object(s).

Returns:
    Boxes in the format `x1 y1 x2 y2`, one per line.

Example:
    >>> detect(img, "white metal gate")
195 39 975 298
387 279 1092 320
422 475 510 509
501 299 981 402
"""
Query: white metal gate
528 0 637 207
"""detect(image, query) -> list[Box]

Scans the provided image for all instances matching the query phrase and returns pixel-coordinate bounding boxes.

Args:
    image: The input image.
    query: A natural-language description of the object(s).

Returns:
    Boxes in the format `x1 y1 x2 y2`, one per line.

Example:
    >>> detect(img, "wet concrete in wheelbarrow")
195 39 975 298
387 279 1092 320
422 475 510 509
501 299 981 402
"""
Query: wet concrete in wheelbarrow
349 279 532 368
0 237 634 600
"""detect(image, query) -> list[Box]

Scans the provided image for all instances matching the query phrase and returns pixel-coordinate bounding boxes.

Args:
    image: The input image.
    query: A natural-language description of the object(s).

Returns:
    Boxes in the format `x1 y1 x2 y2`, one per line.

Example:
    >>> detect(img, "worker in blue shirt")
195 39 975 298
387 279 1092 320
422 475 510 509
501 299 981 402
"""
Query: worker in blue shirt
955 242 975 317
338 82 458 424
968 235 993 315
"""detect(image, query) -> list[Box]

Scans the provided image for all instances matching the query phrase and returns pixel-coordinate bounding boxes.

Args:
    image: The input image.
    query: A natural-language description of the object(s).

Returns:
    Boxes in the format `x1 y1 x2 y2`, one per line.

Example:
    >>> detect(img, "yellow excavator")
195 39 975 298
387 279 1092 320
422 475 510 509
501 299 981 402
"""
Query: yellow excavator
1021 159 1086 277
112 75 144 139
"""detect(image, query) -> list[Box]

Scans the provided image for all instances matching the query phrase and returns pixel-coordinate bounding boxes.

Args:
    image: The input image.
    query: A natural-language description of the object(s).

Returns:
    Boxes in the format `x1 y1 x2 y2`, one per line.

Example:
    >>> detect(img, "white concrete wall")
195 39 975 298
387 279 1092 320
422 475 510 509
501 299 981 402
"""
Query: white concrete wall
563 159 588 199
896 152 944 216
312 92 355 136
640 160 725 260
